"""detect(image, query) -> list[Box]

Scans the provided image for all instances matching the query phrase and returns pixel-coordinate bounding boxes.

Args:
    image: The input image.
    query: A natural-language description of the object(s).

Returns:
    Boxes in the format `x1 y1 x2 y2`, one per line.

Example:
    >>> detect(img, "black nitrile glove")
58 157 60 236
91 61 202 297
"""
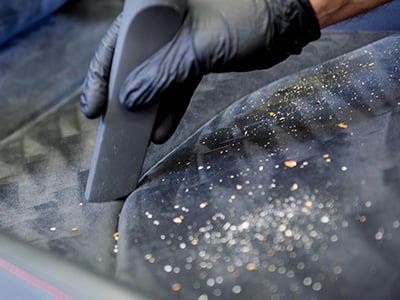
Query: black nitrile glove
81 0 320 144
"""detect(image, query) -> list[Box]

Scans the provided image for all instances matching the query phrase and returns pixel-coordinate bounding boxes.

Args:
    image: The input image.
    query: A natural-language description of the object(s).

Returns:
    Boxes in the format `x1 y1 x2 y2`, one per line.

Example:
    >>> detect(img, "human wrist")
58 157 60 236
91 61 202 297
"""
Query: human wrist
309 0 391 28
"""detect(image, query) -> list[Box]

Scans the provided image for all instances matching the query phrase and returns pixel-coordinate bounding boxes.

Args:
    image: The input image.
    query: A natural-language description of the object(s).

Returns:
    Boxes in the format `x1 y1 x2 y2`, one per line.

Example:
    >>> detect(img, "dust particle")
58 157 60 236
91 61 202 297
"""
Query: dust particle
284 160 297 168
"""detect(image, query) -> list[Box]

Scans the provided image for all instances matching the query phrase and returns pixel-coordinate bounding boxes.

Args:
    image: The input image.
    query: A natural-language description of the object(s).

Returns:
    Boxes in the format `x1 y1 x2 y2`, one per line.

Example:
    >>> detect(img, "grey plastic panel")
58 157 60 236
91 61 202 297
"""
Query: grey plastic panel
0 233 150 300
85 0 187 202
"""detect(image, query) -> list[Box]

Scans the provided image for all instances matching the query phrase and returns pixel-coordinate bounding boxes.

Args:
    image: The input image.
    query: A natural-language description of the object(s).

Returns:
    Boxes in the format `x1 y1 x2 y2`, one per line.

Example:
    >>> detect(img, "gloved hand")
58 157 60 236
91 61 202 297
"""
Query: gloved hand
81 0 320 144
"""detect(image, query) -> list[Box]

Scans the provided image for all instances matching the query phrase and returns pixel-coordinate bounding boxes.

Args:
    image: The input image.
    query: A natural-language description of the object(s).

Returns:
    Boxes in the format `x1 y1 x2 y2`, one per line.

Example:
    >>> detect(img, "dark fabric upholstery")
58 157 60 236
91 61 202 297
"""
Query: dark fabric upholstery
0 0 69 46
142 31 390 172
116 35 400 299
0 0 121 142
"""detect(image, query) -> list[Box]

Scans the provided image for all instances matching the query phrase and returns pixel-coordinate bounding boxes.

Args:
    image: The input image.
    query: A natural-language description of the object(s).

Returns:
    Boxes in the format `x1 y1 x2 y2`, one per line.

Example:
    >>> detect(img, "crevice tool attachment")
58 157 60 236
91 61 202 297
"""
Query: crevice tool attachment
85 0 187 202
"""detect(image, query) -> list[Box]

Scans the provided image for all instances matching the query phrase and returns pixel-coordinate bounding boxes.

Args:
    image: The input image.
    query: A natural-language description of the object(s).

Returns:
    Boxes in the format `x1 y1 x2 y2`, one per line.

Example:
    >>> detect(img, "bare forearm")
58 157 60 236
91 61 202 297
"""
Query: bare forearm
309 0 391 28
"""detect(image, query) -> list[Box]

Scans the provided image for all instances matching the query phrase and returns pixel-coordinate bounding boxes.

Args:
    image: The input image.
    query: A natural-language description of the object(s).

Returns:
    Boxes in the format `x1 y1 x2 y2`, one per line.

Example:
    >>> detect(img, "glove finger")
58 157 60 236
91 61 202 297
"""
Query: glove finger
80 14 121 119
152 76 202 144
